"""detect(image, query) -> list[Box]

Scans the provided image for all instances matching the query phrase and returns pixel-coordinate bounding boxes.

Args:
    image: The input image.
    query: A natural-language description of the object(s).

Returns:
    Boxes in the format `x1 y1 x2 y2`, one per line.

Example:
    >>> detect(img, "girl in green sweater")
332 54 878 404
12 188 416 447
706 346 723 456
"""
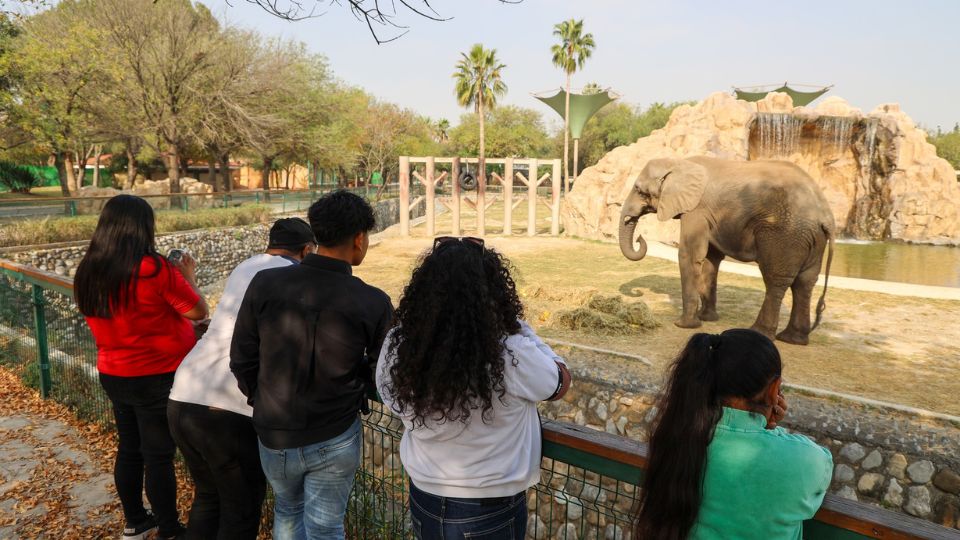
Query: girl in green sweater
635 329 832 540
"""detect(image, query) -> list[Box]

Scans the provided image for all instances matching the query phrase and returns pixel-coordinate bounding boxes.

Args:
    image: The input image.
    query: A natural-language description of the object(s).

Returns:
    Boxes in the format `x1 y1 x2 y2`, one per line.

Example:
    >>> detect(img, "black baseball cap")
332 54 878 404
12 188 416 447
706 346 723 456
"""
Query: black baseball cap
268 218 316 249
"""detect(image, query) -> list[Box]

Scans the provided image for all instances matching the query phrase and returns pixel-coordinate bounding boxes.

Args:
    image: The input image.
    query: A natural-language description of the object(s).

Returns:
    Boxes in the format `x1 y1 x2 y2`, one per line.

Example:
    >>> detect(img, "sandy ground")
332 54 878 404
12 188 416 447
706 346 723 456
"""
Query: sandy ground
359 221 960 416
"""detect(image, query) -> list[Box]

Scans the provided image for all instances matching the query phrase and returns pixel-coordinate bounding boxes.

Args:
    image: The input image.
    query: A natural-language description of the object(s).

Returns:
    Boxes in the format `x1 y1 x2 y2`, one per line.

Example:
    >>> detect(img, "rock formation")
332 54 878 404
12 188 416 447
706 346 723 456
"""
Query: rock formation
76 178 213 213
563 92 960 246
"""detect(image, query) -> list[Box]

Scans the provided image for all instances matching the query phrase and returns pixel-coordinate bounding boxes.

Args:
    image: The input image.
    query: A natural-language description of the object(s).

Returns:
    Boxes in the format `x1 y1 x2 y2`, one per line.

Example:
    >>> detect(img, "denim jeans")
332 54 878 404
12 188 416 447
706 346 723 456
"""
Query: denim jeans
168 400 266 540
99 372 180 537
409 482 527 540
258 418 362 540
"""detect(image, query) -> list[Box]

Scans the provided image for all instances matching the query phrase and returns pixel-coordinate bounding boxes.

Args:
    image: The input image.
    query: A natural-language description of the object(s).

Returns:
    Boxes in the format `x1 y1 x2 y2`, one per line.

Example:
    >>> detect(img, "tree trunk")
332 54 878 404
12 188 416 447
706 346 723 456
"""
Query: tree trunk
261 156 273 190
572 138 579 182
563 72 571 194
54 152 72 197
208 155 218 191
478 88 485 185
125 143 137 189
64 152 79 195
219 153 231 192
92 145 102 188
167 144 181 194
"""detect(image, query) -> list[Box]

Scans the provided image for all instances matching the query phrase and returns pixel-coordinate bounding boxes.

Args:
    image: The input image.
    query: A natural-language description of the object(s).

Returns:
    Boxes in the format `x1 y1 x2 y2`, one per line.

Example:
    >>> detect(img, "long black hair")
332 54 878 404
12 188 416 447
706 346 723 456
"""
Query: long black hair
75 195 163 318
636 329 782 540
386 240 524 427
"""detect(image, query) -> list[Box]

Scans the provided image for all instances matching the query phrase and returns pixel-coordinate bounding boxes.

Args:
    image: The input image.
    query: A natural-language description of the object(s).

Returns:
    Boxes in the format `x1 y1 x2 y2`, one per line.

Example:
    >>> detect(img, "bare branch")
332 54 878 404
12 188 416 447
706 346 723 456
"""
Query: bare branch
243 1 518 45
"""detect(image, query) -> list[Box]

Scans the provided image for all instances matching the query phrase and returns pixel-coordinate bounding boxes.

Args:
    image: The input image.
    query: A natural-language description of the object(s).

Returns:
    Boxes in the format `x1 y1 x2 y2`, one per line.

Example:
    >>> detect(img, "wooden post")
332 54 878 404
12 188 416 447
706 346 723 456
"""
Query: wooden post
399 156 410 236
527 158 538 236
477 159 486 236
503 158 514 235
426 156 435 237
552 158 562 236
452 157 461 236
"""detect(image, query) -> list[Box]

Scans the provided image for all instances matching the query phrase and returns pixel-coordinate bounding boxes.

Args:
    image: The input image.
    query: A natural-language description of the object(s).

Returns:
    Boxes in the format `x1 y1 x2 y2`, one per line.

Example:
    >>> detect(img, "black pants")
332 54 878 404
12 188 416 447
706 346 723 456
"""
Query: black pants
167 400 266 540
99 372 180 537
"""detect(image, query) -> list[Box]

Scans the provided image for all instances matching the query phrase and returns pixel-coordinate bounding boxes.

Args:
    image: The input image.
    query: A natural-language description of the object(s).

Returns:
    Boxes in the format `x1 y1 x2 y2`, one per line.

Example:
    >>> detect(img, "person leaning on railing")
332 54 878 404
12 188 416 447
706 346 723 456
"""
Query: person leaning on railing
635 329 832 540
74 194 209 540
166 218 317 540
375 236 572 540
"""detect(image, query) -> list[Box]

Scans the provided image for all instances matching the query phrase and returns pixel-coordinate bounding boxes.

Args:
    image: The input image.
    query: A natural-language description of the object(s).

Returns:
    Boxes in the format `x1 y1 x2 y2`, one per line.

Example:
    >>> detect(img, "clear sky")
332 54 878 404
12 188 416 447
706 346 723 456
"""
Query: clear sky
202 0 960 132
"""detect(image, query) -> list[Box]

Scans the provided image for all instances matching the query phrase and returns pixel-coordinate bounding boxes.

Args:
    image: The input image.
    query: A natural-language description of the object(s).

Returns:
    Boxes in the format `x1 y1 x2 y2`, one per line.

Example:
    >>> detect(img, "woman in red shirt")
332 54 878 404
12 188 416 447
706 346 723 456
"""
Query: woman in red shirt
75 195 208 540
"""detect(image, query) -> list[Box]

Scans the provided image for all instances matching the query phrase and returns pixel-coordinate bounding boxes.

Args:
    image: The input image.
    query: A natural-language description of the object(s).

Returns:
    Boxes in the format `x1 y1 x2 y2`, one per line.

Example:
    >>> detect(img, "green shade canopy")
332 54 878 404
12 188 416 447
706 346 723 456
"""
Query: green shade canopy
734 83 831 106
535 88 617 139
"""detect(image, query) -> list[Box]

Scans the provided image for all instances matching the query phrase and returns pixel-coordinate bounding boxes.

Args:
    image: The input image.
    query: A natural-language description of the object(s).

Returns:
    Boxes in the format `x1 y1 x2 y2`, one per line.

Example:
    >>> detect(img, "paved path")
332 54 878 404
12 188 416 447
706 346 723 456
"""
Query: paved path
0 370 120 539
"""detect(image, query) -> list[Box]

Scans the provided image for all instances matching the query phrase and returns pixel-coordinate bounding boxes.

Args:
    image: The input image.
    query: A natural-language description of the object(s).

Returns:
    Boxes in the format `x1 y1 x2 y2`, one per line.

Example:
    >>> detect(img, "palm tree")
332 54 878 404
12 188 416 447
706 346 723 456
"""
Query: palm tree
435 118 450 144
552 18 595 193
453 44 507 186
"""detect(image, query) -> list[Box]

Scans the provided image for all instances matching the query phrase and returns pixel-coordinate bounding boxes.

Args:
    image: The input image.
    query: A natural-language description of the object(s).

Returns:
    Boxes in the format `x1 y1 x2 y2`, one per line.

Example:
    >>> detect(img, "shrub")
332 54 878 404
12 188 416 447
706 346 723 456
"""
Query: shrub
0 204 271 248
0 162 42 193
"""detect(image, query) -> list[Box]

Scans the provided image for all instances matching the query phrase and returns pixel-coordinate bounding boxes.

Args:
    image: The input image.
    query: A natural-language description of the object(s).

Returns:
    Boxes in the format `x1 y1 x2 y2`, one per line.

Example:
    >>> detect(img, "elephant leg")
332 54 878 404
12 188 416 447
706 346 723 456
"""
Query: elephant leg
675 229 708 329
777 258 824 346
751 279 789 340
698 247 724 322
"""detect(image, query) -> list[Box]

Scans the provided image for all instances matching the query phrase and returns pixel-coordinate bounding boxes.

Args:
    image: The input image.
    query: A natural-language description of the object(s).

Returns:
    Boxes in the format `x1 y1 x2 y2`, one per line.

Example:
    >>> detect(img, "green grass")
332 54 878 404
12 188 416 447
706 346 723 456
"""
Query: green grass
0 205 272 248
0 186 65 200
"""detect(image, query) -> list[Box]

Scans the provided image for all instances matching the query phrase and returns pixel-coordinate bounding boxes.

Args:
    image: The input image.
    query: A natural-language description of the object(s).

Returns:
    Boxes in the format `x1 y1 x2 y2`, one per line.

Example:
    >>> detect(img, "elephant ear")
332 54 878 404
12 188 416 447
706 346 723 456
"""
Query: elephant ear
656 160 709 222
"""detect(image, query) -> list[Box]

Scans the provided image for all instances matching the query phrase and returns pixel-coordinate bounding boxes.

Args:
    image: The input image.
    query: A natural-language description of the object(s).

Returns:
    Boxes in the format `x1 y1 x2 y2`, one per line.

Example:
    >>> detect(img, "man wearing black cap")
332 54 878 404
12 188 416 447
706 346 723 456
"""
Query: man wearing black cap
231 191 393 540
167 217 316 540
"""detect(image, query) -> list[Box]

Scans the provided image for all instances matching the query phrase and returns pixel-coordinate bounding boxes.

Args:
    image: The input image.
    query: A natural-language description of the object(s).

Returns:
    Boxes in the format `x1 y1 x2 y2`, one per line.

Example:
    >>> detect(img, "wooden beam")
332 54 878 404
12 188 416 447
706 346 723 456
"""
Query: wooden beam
451 157 461 236
552 159 562 236
399 156 410 236
425 156 435 237
528 158 538 236
503 158 514 236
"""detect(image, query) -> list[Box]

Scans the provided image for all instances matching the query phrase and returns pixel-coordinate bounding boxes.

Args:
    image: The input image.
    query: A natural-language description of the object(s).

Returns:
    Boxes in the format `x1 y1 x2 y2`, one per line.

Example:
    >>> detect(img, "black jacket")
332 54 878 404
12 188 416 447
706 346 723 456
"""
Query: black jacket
230 254 393 449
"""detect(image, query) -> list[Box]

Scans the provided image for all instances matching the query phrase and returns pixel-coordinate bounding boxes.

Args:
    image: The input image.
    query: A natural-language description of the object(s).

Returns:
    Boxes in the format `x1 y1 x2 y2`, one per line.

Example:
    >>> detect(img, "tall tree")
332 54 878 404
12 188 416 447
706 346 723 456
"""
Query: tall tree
551 18 594 192
2 1 110 196
435 118 450 144
453 43 507 187
449 106 551 159
95 0 221 195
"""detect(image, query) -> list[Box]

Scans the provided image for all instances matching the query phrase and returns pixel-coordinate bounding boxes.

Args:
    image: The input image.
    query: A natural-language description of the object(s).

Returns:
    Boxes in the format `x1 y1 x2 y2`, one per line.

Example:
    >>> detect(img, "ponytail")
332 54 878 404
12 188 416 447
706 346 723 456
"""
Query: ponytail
636 329 781 540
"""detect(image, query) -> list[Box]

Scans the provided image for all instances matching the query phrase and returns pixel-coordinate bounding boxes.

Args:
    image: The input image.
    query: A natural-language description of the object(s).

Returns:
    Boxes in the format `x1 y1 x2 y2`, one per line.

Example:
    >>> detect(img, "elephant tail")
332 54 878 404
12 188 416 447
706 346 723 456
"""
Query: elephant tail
811 225 834 332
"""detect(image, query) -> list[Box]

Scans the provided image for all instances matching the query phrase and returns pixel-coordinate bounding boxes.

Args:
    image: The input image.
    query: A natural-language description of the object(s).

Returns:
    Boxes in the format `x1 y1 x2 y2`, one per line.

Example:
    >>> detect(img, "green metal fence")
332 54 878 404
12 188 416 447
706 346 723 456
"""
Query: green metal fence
0 259 955 540
0 185 401 220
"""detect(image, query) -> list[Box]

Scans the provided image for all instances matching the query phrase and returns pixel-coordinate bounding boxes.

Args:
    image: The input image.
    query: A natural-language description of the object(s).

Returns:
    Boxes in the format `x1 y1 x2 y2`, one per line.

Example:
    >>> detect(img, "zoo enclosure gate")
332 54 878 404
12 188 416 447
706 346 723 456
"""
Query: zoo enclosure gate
399 156 562 238
0 259 955 540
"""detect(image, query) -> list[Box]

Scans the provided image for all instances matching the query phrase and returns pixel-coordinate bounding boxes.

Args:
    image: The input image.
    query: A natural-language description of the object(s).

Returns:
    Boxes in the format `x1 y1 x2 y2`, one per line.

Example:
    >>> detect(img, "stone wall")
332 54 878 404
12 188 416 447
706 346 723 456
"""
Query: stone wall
563 92 960 246
540 370 960 532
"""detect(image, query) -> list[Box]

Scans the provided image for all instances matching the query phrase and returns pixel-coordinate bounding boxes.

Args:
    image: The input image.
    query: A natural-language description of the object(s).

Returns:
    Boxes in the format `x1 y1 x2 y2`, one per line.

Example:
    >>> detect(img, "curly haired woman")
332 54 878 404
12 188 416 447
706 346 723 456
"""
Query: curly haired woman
375 237 571 540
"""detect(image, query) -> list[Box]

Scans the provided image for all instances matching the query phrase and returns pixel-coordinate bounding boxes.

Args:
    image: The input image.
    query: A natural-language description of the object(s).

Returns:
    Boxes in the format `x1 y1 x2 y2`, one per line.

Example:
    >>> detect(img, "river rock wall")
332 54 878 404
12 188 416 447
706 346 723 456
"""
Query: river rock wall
563 92 960 246
538 372 960 532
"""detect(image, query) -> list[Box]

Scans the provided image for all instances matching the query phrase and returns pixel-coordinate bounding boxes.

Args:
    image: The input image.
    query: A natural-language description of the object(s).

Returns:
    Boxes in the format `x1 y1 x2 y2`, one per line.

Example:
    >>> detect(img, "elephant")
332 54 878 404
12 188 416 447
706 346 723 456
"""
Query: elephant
618 156 835 345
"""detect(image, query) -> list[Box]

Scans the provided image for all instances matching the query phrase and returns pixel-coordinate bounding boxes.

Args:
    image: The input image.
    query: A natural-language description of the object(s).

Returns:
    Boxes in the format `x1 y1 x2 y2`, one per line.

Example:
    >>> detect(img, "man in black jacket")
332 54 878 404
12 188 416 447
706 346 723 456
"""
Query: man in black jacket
230 191 393 540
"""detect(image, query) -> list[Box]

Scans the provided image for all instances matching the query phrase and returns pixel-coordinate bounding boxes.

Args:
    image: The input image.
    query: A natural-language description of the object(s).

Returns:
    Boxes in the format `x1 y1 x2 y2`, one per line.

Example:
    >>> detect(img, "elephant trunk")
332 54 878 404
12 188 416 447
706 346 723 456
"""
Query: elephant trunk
619 215 647 261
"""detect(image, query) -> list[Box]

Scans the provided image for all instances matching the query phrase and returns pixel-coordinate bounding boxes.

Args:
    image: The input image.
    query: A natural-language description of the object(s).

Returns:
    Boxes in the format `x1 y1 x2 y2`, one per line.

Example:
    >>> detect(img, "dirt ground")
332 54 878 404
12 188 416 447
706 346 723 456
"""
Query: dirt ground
358 231 960 417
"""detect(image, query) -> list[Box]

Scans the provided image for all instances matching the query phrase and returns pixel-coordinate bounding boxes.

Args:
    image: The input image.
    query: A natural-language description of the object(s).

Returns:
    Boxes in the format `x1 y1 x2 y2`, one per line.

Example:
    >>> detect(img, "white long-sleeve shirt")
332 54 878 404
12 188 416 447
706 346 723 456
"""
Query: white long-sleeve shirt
376 320 565 498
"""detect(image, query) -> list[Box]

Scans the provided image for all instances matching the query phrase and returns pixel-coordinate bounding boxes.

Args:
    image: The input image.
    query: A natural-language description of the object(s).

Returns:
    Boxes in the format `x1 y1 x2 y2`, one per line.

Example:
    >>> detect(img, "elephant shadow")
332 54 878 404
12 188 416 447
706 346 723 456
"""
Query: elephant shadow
618 275 771 327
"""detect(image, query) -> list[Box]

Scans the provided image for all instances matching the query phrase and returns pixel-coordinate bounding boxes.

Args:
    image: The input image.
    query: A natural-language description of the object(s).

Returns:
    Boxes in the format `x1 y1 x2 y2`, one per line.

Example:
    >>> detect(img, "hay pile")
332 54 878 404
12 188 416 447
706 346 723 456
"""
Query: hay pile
522 286 660 335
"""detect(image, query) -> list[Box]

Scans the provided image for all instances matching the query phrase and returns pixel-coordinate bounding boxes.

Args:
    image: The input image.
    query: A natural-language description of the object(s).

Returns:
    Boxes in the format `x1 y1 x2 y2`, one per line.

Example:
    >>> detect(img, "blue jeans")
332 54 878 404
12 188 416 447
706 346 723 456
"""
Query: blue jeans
258 418 362 540
409 482 527 540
